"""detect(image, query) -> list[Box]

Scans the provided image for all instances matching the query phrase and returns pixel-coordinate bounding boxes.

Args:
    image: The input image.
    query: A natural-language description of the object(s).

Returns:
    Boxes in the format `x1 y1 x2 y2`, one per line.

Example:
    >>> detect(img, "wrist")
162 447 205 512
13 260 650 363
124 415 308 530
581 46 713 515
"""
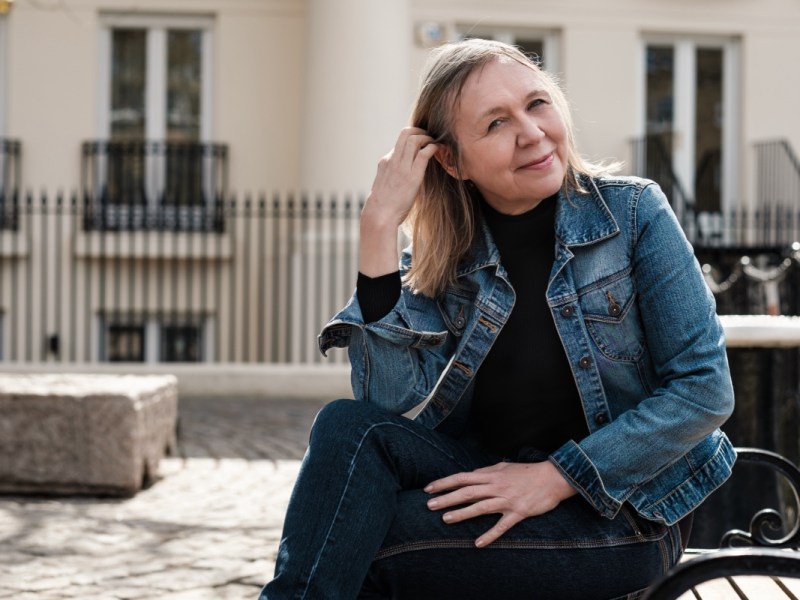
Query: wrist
545 460 577 502
359 211 401 278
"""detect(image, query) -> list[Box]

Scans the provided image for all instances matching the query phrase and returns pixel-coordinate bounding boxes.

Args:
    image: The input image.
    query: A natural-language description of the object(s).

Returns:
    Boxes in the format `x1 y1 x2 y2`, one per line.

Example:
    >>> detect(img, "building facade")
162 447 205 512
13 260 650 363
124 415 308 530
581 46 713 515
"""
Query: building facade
0 0 799 365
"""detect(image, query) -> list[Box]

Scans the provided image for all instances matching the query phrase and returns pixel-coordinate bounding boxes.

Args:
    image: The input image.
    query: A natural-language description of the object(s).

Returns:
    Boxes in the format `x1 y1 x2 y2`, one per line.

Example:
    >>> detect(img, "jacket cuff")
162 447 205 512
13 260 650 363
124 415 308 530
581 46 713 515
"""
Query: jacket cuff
549 440 622 520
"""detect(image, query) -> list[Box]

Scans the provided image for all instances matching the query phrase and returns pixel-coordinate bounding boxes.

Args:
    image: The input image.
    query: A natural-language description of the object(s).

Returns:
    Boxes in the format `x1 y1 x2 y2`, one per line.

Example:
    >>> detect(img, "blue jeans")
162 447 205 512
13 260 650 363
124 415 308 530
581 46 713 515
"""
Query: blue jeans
260 400 685 600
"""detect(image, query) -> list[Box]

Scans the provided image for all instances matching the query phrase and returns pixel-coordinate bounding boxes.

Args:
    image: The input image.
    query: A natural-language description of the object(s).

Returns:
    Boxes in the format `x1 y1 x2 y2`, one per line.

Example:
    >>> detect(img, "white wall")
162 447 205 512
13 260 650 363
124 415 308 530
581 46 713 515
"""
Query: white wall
6 0 307 195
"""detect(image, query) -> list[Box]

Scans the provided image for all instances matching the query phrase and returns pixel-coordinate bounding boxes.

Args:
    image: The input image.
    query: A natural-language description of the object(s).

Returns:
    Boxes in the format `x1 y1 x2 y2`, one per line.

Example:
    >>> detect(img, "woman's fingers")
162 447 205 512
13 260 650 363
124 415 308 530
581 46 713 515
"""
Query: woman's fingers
366 127 438 221
424 462 577 547
424 468 490 494
475 513 523 548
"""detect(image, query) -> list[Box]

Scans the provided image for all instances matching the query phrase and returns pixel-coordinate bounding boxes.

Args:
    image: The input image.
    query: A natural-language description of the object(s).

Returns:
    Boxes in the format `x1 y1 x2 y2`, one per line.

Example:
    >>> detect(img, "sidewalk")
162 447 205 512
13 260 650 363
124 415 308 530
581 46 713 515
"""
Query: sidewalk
0 396 326 600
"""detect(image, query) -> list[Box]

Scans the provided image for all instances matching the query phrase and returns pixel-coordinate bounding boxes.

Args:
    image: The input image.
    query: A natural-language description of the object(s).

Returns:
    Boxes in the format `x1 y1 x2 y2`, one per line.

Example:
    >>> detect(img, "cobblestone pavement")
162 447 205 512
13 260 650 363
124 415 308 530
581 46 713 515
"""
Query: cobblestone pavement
0 397 326 600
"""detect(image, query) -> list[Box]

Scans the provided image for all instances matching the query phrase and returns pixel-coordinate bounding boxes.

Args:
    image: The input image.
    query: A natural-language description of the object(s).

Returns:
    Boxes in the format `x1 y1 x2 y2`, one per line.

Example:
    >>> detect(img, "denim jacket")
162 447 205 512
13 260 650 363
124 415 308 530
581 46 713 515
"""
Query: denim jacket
319 175 736 525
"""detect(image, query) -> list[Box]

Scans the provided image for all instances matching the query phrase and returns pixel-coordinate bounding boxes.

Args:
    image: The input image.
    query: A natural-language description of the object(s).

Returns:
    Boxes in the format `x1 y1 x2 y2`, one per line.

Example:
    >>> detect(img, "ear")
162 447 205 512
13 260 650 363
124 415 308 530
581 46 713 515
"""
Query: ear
434 146 462 180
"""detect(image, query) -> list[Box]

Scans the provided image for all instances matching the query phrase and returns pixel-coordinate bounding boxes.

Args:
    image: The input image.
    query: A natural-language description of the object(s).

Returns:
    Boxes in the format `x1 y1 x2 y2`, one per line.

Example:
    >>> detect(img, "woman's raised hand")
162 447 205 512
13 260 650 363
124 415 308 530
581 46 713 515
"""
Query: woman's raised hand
359 127 439 277
424 460 577 548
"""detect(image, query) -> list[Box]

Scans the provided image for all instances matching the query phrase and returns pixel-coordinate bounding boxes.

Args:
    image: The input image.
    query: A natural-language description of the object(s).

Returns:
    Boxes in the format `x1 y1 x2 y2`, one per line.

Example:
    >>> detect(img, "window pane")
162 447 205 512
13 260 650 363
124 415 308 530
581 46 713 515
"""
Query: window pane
167 30 202 142
111 29 146 140
107 324 145 362
695 48 723 212
162 324 201 362
515 38 544 66
643 46 676 195
166 30 203 205
646 46 674 135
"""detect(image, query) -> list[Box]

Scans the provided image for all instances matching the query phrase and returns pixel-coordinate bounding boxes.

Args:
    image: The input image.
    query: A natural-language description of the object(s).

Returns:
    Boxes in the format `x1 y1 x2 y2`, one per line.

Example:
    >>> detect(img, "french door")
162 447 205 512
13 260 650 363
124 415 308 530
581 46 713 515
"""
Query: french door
641 37 740 221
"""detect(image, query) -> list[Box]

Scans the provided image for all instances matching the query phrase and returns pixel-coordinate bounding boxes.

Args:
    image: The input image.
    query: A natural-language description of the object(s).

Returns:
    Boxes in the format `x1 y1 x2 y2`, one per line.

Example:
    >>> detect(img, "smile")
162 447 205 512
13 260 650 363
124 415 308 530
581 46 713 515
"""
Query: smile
519 153 554 170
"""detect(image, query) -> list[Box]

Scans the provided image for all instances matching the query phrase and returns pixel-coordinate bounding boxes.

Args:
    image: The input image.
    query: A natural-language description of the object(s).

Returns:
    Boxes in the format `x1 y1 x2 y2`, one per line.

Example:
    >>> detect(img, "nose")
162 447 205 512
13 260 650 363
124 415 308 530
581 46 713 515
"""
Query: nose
516 116 545 147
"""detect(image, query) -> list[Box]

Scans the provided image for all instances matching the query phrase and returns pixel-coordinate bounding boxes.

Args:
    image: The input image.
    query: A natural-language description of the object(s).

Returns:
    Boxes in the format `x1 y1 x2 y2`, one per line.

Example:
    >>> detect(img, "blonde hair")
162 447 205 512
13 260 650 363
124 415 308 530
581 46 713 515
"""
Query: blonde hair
403 38 615 297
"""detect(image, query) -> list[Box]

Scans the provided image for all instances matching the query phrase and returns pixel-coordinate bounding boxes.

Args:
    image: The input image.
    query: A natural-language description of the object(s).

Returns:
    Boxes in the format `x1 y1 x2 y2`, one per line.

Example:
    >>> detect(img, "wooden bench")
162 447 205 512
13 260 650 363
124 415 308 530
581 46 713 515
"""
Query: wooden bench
644 448 800 599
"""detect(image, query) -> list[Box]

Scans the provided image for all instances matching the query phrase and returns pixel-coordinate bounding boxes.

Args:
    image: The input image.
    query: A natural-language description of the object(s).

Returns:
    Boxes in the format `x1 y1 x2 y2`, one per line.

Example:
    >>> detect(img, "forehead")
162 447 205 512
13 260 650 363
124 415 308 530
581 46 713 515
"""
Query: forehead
455 58 547 117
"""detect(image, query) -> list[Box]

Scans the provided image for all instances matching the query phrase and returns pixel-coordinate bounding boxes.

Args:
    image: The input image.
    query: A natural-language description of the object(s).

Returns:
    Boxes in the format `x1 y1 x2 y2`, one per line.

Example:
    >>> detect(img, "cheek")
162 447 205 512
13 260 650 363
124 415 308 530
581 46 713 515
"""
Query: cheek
461 142 501 176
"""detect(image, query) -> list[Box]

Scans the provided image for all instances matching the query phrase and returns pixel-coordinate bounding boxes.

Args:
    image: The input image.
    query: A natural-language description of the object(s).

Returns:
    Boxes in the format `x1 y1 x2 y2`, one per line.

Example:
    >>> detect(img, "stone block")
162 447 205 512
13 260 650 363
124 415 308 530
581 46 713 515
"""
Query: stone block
0 373 178 496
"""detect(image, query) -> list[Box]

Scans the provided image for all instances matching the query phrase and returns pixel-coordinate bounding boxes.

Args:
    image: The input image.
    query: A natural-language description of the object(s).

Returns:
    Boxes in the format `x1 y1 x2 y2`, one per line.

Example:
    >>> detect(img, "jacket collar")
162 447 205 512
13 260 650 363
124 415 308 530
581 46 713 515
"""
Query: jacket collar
457 175 620 276
554 175 620 247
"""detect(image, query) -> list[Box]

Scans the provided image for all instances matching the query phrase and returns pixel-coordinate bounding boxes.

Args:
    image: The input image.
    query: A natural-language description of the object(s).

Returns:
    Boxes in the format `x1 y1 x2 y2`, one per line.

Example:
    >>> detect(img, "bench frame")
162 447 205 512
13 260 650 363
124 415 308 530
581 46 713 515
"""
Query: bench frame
644 448 800 599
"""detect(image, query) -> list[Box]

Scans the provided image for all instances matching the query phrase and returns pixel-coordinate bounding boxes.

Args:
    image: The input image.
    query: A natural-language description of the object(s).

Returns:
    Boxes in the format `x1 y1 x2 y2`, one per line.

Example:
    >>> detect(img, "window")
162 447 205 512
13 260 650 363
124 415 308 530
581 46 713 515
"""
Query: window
106 324 146 362
101 315 210 362
0 14 18 226
162 324 201 362
93 15 217 217
638 36 740 225
0 14 7 138
455 26 560 72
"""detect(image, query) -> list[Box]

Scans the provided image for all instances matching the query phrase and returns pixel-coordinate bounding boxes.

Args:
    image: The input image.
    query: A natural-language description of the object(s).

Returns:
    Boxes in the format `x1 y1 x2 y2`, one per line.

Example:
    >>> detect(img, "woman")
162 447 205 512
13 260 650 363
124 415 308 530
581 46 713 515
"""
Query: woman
261 39 735 600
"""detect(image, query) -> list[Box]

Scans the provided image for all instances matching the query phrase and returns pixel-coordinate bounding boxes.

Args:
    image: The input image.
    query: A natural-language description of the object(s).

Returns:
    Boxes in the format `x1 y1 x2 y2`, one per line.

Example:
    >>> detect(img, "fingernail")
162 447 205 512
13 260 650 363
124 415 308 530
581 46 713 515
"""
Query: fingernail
424 484 433 492
443 513 452 522
475 539 485 548
427 499 438 509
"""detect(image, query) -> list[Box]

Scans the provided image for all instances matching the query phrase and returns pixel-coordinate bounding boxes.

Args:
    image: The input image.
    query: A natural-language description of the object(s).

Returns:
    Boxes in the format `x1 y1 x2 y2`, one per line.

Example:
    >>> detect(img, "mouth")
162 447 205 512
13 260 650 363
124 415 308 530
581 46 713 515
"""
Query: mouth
518 153 554 170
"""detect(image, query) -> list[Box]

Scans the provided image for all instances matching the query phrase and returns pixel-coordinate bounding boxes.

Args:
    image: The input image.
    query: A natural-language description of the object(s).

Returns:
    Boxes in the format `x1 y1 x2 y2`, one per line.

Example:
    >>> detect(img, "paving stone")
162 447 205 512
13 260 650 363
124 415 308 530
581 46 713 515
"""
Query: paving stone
0 396 325 598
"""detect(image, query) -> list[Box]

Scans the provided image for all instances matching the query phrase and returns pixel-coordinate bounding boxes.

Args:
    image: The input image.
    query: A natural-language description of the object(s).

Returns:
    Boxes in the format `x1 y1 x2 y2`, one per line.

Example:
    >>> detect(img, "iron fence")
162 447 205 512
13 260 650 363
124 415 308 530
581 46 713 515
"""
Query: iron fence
0 191 362 364
81 140 229 230
2 189 800 365
629 132 695 230
755 139 800 215
630 137 800 248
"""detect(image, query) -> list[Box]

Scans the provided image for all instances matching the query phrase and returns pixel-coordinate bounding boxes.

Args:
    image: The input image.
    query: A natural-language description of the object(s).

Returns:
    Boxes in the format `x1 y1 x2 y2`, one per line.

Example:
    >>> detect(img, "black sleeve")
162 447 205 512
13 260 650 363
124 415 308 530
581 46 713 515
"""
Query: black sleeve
356 271 401 323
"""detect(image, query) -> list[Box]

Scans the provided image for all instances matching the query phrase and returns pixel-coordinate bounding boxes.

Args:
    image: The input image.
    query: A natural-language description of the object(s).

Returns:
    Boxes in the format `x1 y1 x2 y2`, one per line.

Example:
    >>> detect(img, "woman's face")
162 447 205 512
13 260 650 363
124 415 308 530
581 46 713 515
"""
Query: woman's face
447 58 569 215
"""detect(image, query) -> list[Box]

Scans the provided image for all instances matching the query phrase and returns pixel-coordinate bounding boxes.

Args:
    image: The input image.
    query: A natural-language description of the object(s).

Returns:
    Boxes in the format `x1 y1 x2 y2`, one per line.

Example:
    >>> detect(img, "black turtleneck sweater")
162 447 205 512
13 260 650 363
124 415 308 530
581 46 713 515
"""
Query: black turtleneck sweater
356 193 588 456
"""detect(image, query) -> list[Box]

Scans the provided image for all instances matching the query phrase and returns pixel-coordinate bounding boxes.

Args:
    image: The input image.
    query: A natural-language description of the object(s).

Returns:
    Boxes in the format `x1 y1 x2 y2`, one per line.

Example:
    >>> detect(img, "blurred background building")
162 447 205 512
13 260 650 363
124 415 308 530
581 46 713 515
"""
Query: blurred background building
0 0 799 369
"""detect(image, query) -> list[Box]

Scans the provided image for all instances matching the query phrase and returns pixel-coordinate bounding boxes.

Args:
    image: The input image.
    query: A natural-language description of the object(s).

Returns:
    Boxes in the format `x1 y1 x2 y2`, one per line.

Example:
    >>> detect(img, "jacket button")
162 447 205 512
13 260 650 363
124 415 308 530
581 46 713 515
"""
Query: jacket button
560 305 574 317
608 303 621 317
454 316 466 329
578 356 591 369
595 411 609 425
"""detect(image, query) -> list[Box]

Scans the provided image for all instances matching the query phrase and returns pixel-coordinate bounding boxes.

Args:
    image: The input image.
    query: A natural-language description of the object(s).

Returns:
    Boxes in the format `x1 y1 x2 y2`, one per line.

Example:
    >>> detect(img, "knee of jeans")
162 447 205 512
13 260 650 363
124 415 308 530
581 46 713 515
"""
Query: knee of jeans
311 399 385 442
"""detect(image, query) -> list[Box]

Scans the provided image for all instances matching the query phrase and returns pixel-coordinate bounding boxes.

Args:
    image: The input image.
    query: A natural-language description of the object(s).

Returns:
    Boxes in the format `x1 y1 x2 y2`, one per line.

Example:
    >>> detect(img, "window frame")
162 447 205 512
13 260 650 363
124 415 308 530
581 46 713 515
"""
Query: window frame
98 314 214 363
636 34 741 223
0 16 7 138
454 25 561 73
97 13 215 212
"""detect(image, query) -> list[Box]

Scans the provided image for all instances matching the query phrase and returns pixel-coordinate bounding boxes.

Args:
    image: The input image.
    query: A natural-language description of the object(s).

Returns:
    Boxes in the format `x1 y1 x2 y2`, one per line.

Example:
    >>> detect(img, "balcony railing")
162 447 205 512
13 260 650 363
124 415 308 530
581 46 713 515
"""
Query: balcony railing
754 139 800 213
81 140 228 231
0 138 21 230
629 132 695 233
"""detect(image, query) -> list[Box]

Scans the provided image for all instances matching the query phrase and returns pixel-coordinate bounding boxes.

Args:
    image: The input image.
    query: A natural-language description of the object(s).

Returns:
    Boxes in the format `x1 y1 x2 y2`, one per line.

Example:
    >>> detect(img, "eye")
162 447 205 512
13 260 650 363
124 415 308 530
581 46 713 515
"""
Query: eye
527 98 547 110
487 118 504 132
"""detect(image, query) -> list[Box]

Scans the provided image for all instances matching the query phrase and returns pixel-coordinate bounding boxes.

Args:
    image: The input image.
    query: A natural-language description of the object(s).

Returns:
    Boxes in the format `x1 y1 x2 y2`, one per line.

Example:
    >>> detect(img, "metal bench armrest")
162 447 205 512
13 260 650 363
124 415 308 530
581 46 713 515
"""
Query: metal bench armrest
643 548 800 600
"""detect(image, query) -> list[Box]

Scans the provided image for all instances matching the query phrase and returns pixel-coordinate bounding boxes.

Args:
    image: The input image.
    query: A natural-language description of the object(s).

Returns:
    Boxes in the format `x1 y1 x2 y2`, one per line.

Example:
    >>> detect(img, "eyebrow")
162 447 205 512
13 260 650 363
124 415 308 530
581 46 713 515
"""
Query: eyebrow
476 89 549 122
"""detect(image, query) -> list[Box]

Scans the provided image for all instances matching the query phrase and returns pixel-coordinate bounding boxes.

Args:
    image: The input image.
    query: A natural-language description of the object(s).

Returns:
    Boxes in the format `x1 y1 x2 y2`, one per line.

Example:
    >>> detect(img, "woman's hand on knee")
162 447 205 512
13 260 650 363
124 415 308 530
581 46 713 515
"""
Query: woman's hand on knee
424 461 577 548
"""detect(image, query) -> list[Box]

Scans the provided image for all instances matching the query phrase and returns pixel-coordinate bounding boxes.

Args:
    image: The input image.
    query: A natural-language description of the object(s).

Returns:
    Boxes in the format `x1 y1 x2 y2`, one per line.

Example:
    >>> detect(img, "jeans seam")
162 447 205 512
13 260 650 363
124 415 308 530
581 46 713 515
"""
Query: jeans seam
374 531 667 562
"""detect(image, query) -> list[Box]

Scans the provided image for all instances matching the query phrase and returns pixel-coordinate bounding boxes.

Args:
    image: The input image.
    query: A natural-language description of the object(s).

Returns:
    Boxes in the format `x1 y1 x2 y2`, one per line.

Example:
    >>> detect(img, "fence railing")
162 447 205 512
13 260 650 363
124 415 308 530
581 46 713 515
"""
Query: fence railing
0 192 362 365
81 140 229 230
629 132 696 233
2 190 800 366
754 139 800 214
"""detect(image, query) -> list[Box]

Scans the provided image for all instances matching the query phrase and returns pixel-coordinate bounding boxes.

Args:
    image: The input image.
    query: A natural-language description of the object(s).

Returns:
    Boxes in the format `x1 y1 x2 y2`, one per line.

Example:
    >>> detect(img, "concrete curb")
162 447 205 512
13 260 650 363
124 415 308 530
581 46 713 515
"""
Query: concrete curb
0 363 352 401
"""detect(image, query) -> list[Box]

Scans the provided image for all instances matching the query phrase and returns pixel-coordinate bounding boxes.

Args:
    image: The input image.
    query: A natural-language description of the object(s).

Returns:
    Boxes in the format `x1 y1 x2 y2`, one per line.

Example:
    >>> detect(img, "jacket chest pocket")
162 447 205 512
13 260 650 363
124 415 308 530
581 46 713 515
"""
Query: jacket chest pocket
578 274 644 361
436 286 476 337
